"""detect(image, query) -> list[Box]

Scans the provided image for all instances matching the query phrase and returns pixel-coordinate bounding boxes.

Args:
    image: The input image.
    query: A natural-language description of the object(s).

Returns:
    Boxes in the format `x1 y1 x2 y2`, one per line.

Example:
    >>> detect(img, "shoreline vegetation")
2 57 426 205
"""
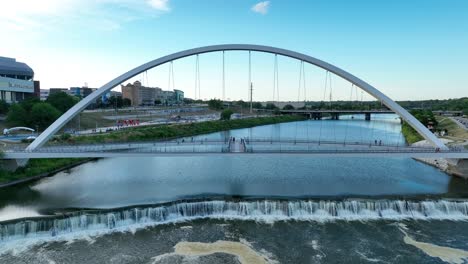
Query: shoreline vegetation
401 122 424 144
0 158 90 186
52 115 305 144
0 115 305 185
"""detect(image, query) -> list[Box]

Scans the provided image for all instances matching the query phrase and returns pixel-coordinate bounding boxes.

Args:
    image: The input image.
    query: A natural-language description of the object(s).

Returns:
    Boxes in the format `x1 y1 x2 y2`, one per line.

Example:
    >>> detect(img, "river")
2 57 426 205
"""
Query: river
1 114 468 263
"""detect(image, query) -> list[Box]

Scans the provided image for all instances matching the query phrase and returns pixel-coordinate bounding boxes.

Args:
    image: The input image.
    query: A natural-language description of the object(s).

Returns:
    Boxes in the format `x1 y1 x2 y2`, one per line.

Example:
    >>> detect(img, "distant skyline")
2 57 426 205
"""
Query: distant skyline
1 0 467 101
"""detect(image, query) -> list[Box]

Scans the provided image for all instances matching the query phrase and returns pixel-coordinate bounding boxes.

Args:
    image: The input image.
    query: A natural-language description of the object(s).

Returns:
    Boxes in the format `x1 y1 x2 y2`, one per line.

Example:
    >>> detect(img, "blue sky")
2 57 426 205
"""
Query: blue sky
1 0 467 101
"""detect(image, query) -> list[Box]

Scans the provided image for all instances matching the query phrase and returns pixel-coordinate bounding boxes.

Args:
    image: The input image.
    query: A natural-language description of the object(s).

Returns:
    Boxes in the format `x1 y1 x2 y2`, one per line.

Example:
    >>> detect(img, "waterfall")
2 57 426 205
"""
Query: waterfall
1 199 468 242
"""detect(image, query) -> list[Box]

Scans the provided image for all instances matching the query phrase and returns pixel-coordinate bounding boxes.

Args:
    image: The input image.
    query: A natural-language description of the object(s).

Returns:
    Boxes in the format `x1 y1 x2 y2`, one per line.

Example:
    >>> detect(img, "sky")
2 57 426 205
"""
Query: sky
1 0 467 101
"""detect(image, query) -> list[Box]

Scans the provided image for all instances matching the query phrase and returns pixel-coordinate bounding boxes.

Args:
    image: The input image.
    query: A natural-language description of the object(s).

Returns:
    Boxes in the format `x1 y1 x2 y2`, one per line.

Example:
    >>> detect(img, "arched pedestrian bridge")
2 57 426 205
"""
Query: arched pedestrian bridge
5 44 466 160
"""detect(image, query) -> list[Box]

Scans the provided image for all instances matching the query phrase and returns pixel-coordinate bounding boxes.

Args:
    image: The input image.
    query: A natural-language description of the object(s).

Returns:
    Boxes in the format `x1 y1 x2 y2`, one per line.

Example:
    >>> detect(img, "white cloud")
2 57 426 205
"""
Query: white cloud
251 1 270 15
147 0 170 11
0 0 171 34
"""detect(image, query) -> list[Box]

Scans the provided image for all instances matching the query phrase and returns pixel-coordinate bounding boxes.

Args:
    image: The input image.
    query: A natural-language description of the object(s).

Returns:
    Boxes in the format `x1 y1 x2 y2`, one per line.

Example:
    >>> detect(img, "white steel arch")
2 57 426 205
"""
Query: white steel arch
27 44 447 150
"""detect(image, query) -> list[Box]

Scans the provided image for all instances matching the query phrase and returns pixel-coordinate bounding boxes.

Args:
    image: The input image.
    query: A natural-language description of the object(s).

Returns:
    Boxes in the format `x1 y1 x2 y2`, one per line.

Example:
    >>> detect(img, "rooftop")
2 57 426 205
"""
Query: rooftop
0 56 34 77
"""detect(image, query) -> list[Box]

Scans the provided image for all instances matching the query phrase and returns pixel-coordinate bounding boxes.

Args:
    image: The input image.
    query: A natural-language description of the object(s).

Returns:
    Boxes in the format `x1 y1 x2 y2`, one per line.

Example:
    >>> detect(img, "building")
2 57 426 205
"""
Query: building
0 56 35 103
49 88 69 95
33 81 40 98
121 81 162 106
40 89 49 101
174 89 184 103
101 91 122 104
69 87 94 98
160 90 175 105
121 81 185 106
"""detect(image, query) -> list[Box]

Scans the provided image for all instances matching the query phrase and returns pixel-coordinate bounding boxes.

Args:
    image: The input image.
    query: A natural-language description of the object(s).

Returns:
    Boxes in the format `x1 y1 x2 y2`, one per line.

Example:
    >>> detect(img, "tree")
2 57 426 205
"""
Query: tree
108 96 125 108
123 98 131 107
183 98 193 104
154 99 162 105
252 102 263 109
265 103 278 110
283 104 295 110
0 100 9 115
30 103 61 130
6 104 28 127
20 97 41 112
208 99 224 110
220 109 233 120
46 91 79 113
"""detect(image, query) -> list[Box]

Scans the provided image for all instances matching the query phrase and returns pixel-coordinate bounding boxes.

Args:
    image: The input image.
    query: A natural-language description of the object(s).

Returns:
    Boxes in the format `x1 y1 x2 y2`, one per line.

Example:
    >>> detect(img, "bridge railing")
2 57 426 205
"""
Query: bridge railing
243 137 436 149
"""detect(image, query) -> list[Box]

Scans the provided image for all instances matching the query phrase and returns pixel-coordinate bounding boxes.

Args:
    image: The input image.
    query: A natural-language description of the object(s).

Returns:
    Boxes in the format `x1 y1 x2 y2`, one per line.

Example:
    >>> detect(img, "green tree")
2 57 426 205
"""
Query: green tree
252 102 263 109
123 98 131 107
220 109 233 120
6 104 29 127
154 99 162 105
108 96 124 108
30 103 61 130
208 99 224 110
283 104 295 110
46 91 79 113
0 100 9 115
20 97 40 112
265 103 278 110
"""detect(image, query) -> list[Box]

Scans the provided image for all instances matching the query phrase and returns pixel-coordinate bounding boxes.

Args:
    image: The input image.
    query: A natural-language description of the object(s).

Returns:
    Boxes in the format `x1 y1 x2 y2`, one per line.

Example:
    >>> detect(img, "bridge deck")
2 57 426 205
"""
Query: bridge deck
3 139 467 159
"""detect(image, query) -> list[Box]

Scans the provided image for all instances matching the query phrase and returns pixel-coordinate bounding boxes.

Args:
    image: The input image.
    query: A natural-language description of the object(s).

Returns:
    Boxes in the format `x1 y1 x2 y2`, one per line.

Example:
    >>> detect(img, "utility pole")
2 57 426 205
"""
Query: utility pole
249 82 253 114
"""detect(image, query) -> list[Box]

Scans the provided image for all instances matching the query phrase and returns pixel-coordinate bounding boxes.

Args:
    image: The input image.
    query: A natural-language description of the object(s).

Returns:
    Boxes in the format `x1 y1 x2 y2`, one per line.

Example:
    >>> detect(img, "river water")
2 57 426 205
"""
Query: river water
1 114 468 263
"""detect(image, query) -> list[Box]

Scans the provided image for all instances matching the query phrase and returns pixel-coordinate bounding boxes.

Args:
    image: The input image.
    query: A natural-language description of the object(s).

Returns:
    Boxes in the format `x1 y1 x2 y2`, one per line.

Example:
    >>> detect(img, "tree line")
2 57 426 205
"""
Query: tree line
5 92 79 131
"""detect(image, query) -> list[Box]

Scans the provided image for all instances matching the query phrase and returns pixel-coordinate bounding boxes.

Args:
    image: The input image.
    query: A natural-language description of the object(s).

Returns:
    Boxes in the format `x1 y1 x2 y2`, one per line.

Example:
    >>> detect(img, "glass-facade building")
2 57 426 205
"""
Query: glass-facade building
0 56 34 103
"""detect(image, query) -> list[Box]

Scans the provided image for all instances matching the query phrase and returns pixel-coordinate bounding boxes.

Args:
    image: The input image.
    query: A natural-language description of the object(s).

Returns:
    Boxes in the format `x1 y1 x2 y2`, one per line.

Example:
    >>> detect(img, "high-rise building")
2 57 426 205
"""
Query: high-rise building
0 56 35 103
121 81 162 106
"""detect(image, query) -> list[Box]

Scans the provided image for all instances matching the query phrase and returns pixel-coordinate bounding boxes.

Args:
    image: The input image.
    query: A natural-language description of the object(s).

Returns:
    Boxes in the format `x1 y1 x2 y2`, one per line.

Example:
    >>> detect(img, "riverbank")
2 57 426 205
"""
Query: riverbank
53 115 306 144
0 115 305 186
0 158 94 186
401 122 423 144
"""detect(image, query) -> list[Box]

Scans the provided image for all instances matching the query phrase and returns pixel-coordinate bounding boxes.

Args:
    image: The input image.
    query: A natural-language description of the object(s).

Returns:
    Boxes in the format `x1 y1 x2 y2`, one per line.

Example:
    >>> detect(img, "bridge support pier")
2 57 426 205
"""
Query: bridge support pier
0 159 22 172
448 159 468 179
331 113 339 120
365 113 371 121
311 113 322 120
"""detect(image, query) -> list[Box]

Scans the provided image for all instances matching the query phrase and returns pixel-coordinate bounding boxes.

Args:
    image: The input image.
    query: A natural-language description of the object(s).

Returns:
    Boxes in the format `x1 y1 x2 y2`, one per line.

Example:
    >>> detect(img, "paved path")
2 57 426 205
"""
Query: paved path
450 117 468 131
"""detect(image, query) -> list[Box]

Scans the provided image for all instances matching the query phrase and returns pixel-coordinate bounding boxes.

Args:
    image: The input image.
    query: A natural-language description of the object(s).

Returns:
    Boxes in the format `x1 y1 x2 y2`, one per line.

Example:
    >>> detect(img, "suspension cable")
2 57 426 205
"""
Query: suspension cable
273 54 278 102
248 51 252 113
171 61 175 90
222 51 225 101
319 71 329 145
344 83 354 145
194 56 198 100
168 61 172 91
297 61 302 102
276 55 279 102
302 61 307 105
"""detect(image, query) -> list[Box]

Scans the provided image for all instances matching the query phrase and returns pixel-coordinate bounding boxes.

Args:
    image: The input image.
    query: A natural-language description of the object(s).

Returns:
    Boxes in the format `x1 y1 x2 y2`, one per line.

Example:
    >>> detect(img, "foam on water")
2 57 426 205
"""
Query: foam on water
399 224 468 264
1 199 468 255
0 206 41 222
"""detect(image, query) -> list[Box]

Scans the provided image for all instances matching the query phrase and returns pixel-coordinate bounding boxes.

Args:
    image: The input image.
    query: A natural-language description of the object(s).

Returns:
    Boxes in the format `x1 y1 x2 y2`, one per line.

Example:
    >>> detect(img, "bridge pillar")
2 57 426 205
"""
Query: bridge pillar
365 113 371 121
331 113 339 120
311 113 322 120
0 159 22 172
448 159 468 179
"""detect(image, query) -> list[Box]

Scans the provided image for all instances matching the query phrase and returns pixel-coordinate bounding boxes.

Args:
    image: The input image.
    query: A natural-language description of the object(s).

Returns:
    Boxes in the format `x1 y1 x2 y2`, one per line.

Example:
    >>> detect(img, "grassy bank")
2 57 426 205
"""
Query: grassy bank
435 116 468 140
55 115 306 144
0 158 87 184
401 122 424 144
0 115 305 185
